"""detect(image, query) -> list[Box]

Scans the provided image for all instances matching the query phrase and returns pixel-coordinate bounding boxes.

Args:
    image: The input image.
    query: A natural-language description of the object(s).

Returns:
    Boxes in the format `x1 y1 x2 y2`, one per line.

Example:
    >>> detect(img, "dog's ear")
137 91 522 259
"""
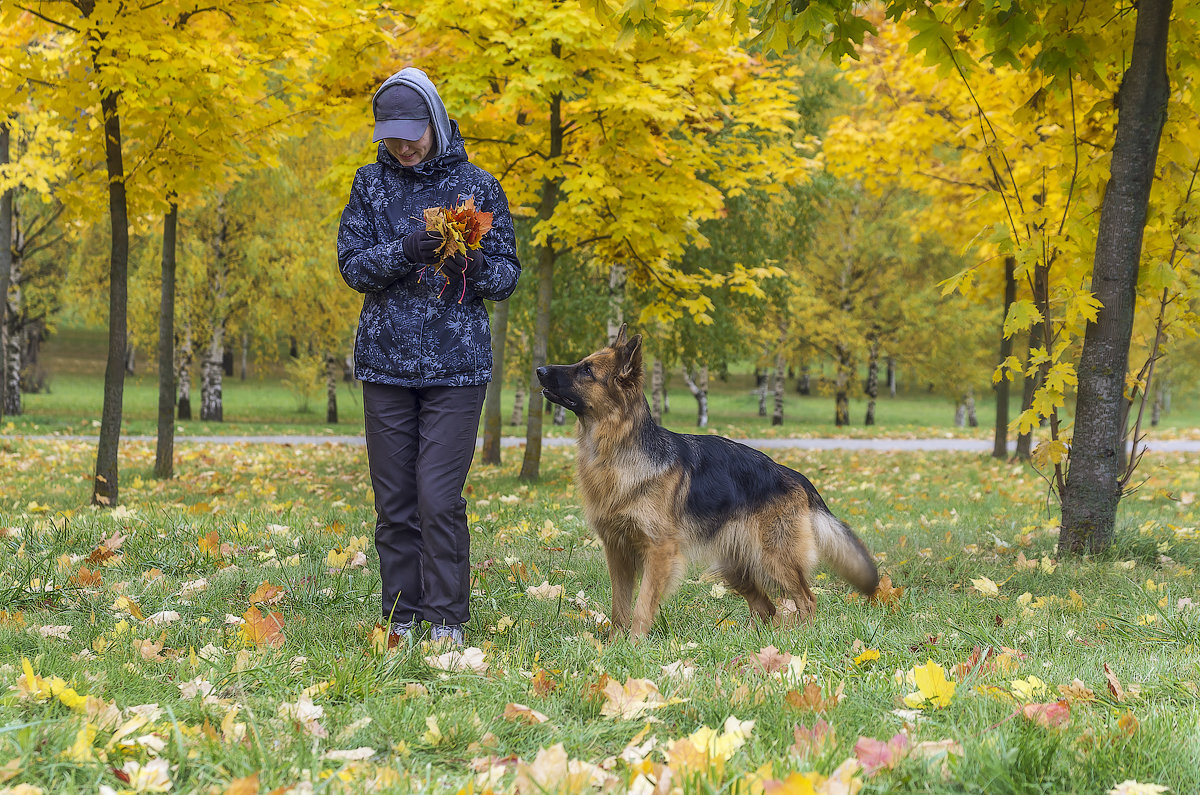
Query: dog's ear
618 333 643 381
611 323 628 349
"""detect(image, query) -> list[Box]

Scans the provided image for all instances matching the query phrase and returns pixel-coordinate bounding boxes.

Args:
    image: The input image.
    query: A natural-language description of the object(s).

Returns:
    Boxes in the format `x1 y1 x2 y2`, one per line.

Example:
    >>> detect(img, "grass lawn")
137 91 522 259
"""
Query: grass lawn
2 438 1199 793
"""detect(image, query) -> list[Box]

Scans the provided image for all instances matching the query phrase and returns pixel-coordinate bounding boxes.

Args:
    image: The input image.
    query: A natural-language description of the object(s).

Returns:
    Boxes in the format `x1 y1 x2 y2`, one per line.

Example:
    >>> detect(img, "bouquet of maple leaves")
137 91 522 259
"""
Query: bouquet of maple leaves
419 196 493 303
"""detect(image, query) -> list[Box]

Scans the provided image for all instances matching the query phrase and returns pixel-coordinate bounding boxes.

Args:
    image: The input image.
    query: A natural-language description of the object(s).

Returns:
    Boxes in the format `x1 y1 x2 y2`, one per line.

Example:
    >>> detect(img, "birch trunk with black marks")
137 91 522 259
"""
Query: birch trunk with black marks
2 209 19 417
834 343 851 427
864 335 879 426
177 322 193 420
510 383 525 426
993 256 1016 458
755 368 768 416
240 330 249 381
607 263 626 344
325 352 338 423
1061 0 1172 555
481 299 509 465
887 356 896 397
553 404 566 425
521 79 562 481
683 365 708 428
200 201 228 422
772 337 786 427
92 87 130 508
154 203 177 480
1015 283 1047 461
651 358 664 425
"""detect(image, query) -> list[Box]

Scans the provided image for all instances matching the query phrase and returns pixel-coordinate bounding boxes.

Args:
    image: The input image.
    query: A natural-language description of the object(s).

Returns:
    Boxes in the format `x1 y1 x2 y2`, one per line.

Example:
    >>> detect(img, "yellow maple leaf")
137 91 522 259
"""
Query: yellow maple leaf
903 660 955 709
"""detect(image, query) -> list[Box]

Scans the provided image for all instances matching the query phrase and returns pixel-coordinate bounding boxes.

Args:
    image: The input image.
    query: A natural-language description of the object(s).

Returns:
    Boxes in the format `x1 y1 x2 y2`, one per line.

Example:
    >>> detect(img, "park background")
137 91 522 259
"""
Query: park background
2 1 1200 794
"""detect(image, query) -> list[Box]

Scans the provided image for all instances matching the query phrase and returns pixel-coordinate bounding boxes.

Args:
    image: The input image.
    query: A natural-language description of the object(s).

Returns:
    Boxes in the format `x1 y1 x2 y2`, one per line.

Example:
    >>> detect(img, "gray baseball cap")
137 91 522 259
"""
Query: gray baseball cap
373 84 430 142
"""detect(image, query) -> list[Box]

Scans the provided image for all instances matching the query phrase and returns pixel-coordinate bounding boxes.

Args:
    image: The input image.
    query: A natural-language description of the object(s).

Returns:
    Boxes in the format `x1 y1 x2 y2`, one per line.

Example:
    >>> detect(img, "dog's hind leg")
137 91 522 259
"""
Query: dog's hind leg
719 565 777 624
603 540 638 633
763 557 817 623
631 542 685 638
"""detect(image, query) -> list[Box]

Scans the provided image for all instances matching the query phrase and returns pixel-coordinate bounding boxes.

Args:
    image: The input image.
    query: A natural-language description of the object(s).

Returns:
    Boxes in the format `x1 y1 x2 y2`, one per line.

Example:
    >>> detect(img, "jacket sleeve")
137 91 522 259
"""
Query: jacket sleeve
465 178 521 301
337 170 414 293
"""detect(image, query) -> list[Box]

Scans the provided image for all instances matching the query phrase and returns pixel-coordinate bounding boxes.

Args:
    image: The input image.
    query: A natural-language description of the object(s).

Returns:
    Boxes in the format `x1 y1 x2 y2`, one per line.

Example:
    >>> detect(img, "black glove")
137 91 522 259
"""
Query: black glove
402 230 442 265
449 250 481 275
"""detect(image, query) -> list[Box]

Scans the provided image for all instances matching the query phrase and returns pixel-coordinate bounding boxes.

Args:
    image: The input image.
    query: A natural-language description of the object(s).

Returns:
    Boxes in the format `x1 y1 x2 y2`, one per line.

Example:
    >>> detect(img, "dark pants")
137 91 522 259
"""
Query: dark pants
363 381 486 626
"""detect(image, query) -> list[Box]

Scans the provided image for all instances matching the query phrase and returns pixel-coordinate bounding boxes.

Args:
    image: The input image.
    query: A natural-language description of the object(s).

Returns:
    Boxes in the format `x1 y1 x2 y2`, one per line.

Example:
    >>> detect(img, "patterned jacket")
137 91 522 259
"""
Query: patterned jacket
337 68 521 387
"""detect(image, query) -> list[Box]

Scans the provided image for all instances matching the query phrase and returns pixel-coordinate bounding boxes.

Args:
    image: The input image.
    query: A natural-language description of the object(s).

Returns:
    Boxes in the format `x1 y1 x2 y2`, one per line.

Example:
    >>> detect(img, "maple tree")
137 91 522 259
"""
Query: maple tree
727 1 1200 552
391 0 815 479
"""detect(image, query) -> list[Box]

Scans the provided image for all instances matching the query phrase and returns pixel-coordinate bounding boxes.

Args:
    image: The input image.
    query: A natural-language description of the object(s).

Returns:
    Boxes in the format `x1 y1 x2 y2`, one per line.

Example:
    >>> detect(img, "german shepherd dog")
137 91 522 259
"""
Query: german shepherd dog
536 325 879 638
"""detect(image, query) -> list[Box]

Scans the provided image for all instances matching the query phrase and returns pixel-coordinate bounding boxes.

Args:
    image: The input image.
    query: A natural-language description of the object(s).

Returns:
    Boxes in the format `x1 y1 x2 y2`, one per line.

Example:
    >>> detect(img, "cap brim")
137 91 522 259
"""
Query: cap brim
373 119 429 142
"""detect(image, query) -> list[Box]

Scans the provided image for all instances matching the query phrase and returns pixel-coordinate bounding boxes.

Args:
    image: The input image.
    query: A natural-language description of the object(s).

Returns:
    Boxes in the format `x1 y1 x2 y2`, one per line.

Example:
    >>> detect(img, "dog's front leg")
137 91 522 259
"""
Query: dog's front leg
603 542 636 634
630 543 684 639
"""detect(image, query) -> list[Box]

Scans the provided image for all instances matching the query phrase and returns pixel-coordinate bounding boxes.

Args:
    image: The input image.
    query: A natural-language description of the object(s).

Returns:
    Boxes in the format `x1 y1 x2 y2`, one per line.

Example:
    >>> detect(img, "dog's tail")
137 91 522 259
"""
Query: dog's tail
813 509 879 595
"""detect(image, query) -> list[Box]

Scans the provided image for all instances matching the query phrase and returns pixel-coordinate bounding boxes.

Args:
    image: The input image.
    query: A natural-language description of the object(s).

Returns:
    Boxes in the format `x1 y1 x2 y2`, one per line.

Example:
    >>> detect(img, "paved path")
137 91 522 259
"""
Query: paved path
14 434 1200 453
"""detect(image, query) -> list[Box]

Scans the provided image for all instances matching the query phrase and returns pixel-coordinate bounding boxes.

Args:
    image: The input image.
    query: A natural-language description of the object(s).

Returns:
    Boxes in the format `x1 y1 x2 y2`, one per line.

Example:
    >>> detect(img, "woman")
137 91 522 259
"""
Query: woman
337 67 521 646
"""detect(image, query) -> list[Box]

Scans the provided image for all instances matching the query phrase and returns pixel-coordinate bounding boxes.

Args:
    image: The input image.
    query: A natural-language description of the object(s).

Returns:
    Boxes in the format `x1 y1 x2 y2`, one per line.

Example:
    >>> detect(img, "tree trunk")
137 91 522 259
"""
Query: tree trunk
607 263 626 344
200 326 225 422
834 343 851 427
756 368 768 416
200 202 228 423
325 351 338 424
481 299 509 465
682 365 708 428
552 403 566 425
651 358 664 425
177 322 193 420
520 80 562 482
886 356 896 398
0 122 10 423
124 343 135 375
154 203 177 480
796 362 810 395
864 335 880 426
966 388 978 427
772 334 786 427
1151 381 1162 426
240 330 249 381
955 401 966 427
993 255 1016 458
510 383 525 426
1061 0 1172 555
92 89 130 508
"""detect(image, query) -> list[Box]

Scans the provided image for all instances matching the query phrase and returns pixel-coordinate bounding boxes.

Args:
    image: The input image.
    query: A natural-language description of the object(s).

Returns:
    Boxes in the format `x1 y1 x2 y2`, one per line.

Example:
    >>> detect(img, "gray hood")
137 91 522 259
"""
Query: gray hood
371 67 454 160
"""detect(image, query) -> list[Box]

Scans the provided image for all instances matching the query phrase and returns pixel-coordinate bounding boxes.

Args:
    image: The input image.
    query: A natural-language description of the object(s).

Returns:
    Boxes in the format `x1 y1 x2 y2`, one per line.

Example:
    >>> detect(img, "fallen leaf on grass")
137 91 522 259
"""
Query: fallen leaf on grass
239 607 285 648
791 718 835 757
512 743 615 794
599 677 686 720
1108 780 1169 795
751 645 793 674
526 580 564 600
321 746 376 761
1019 700 1070 729
903 660 955 709
870 574 904 606
133 637 166 662
248 582 286 606
784 680 844 713
221 773 259 795
425 646 489 674
1057 679 1096 703
1104 663 1127 703
970 577 1000 597
503 703 549 725
854 732 908 775
143 611 180 627
1117 710 1139 736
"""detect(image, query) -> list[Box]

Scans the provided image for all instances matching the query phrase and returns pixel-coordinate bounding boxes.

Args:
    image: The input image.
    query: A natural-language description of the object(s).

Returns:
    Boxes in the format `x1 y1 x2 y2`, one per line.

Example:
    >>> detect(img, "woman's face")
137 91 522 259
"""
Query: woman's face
384 126 434 167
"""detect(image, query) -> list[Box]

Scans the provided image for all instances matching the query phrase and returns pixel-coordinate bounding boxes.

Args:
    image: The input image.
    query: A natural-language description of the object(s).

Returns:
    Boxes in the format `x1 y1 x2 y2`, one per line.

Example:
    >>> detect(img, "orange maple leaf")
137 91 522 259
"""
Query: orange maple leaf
198 531 223 559
71 566 103 587
870 574 905 607
248 582 286 606
784 681 844 713
240 606 285 648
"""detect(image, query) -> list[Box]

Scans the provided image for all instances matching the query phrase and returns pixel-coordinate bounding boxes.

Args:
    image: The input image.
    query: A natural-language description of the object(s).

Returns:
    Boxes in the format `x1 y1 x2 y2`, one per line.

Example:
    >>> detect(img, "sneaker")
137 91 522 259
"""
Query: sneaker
387 620 416 649
429 624 465 646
